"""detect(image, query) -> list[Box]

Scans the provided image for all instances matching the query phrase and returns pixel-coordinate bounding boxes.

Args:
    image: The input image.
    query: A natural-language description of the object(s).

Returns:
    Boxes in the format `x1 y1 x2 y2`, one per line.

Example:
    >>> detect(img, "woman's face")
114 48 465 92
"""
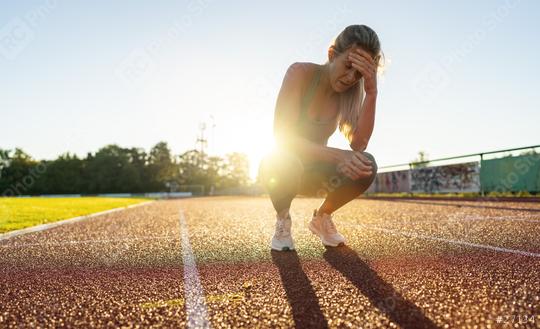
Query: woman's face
329 45 373 93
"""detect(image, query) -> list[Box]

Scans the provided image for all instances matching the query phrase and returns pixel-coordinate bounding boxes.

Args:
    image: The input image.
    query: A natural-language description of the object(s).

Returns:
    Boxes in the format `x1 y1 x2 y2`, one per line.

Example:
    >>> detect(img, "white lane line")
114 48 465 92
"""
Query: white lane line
344 223 540 258
396 217 540 225
454 215 540 223
0 201 155 242
385 213 540 224
0 235 177 249
179 209 211 329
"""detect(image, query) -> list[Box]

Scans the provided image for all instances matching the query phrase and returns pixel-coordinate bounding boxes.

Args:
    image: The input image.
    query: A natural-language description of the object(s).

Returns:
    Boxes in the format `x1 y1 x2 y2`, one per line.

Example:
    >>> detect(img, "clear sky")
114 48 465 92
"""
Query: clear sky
1 0 539 178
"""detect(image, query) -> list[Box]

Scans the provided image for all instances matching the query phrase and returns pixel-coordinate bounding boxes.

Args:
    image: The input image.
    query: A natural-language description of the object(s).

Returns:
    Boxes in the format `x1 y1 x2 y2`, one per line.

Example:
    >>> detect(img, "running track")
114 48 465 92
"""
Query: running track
1 196 539 328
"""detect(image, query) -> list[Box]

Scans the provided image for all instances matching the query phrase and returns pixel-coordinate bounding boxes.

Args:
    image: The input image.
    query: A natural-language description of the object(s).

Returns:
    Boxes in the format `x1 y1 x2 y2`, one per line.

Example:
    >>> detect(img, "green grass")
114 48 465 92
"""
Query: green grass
0 197 150 234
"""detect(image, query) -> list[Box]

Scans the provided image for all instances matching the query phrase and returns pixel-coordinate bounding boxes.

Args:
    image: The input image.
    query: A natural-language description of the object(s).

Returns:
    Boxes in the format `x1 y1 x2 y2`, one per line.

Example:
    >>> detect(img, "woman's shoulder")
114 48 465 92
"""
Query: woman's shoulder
286 62 319 77
285 62 320 89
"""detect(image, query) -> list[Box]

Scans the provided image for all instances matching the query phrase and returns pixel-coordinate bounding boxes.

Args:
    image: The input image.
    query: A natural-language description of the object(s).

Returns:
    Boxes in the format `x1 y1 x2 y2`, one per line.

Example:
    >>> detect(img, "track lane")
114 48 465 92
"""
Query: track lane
1 196 539 328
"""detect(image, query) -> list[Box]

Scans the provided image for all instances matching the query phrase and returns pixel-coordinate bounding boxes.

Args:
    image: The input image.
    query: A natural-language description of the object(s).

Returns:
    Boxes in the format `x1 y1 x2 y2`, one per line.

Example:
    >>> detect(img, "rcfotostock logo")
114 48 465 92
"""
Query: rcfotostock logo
0 17 35 60
411 0 521 104
317 174 345 198
115 48 156 86
0 0 58 61
115 0 214 85
2 162 48 197
411 62 450 104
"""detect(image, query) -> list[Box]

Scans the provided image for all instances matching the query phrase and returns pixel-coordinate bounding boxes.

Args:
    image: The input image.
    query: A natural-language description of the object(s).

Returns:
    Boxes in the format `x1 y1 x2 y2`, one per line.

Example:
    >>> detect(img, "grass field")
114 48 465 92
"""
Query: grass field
0 197 149 233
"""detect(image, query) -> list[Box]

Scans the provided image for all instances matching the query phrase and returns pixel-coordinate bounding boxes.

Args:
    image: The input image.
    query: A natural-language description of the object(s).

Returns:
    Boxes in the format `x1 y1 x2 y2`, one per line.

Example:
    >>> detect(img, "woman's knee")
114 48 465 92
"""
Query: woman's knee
350 151 378 185
362 151 378 177
258 149 304 189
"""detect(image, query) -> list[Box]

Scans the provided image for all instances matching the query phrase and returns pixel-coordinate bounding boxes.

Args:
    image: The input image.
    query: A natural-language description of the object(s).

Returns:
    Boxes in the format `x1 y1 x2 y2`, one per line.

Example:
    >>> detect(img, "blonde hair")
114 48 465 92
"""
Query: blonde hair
324 25 384 143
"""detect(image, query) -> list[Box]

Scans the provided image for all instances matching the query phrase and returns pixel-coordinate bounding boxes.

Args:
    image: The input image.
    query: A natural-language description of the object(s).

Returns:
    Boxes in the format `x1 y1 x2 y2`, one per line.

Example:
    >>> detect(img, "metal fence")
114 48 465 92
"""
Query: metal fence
367 144 540 195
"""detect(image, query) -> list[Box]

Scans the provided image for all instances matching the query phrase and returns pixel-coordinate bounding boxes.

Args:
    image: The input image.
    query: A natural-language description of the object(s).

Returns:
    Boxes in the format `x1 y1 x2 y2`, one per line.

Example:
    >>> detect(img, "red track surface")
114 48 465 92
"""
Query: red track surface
1 196 539 328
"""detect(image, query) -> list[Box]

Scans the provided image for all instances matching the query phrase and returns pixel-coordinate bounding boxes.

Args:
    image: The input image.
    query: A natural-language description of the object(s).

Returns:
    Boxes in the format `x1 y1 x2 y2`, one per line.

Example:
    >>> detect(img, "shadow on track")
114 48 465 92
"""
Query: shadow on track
323 245 439 329
271 250 329 329
373 198 540 213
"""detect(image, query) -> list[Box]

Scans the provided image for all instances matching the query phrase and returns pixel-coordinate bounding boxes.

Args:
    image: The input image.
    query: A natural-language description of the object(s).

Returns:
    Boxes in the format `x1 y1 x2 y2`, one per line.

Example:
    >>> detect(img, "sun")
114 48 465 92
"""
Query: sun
207 115 277 182
233 125 277 181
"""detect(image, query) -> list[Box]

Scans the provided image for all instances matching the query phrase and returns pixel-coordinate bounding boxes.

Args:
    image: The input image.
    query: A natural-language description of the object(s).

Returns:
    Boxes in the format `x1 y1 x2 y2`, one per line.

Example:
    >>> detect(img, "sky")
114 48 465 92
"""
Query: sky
1 0 539 178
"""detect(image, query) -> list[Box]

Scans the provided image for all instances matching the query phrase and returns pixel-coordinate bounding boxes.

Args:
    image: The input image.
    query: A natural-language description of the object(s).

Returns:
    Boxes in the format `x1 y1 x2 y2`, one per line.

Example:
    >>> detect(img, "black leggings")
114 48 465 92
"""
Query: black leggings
258 149 378 214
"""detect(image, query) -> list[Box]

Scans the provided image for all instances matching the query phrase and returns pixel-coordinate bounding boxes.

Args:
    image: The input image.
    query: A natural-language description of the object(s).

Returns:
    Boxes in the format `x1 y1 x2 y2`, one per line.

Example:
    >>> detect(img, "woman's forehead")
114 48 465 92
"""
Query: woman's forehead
345 44 375 57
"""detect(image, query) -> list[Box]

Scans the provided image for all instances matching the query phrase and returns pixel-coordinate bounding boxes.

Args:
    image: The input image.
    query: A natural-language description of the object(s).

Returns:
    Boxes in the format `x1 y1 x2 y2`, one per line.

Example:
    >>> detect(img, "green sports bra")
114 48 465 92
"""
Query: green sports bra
295 65 339 145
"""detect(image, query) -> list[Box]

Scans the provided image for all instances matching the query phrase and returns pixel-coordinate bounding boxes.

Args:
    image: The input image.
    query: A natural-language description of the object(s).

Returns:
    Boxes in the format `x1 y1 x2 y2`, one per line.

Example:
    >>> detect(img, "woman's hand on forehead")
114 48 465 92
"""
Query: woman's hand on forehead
350 47 375 65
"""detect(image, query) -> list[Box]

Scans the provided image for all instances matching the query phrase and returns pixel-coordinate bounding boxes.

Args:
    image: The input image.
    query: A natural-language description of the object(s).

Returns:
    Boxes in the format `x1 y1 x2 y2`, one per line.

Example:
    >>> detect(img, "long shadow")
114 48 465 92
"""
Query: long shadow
371 198 540 213
323 246 439 329
271 250 329 328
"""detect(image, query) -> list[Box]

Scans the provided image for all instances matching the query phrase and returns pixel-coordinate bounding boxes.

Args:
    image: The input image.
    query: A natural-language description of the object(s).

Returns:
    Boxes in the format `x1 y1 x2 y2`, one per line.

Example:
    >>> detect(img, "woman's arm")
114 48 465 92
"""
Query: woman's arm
349 92 377 152
273 62 344 164
347 48 379 152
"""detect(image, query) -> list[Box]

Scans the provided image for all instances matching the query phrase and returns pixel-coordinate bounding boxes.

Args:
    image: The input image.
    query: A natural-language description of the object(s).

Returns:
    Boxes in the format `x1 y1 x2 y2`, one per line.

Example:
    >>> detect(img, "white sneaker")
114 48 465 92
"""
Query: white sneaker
271 213 295 251
308 209 346 247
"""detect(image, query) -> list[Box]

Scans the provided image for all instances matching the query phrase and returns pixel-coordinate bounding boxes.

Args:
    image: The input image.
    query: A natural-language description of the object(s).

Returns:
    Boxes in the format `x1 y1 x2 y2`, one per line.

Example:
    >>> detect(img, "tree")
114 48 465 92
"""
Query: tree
0 144 252 195
520 149 538 156
125 147 149 193
221 152 251 188
178 149 208 188
410 151 430 168
84 145 142 193
147 141 178 191
0 148 10 179
34 153 84 194
0 148 40 196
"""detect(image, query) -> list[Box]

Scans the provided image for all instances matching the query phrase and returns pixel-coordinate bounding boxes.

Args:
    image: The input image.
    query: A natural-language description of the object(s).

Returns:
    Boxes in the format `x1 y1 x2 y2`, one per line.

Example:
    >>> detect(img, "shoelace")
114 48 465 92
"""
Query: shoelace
323 216 338 234
275 217 290 237
276 220 286 236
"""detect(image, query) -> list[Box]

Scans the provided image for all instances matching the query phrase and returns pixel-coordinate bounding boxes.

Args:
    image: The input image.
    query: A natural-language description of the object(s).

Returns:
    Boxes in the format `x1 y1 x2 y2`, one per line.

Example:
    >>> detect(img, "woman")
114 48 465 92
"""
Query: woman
258 24 383 251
